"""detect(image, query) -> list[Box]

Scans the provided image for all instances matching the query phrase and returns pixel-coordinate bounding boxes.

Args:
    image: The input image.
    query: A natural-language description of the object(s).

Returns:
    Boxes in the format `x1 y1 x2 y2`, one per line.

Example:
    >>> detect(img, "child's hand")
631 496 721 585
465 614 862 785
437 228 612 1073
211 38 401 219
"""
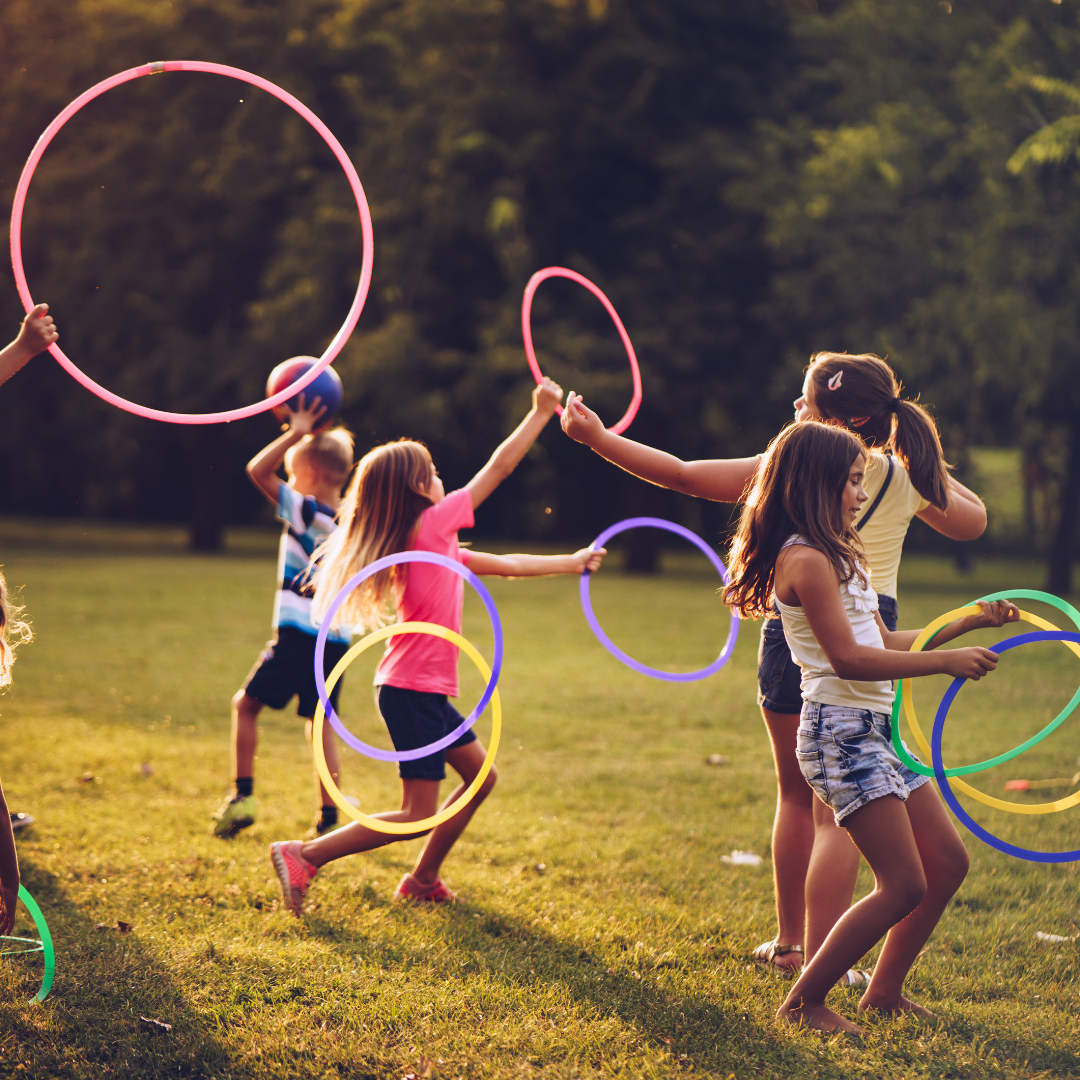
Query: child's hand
17 304 58 358
0 883 16 936
941 646 999 681
561 391 606 445
966 599 1020 632
569 546 607 574
532 376 564 417
282 392 327 436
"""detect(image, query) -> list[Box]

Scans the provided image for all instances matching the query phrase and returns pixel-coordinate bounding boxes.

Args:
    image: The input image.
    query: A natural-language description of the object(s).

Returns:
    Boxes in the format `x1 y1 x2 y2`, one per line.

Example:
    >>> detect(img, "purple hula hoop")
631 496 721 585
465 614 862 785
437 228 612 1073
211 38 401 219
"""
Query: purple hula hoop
314 551 503 761
580 517 739 682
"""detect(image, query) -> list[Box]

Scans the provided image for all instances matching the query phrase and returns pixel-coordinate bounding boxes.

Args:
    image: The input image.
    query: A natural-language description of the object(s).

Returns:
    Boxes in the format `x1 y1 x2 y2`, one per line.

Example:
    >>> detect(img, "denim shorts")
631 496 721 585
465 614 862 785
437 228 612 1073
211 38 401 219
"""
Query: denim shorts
378 684 477 781
757 594 899 715
795 700 930 825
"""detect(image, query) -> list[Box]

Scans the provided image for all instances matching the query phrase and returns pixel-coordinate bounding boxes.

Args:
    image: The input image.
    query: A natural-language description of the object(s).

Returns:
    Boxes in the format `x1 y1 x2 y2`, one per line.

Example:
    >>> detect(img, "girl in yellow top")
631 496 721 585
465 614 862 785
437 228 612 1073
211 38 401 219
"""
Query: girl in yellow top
561 352 987 979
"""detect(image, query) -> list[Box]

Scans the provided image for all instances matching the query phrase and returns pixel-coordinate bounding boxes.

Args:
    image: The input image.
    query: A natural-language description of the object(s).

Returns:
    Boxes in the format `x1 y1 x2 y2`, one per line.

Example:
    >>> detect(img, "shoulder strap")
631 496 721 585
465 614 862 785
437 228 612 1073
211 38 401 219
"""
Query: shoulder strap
855 455 894 533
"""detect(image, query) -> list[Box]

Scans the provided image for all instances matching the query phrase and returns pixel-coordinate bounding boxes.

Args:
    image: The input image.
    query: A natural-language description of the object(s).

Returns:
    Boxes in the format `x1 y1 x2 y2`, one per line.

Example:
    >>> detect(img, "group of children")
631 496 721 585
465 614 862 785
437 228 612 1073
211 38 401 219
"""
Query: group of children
0 300 1017 1031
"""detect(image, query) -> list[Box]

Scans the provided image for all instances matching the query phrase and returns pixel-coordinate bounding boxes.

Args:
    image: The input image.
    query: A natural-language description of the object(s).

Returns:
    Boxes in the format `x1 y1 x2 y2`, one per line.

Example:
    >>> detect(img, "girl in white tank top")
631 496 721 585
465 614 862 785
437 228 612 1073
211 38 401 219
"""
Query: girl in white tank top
723 420 1017 1035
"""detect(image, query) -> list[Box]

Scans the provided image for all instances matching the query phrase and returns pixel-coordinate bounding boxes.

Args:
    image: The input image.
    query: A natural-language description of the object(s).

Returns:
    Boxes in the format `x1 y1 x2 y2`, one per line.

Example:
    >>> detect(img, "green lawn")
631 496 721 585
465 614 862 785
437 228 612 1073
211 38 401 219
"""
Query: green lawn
0 528 1078 1078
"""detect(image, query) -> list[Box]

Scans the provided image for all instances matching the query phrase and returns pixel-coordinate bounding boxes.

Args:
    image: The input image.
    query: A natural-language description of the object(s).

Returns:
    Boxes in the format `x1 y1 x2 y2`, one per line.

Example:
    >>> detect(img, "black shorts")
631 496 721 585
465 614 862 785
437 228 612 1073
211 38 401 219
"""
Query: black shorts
243 626 350 719
378 684 478 781
756 594 899 715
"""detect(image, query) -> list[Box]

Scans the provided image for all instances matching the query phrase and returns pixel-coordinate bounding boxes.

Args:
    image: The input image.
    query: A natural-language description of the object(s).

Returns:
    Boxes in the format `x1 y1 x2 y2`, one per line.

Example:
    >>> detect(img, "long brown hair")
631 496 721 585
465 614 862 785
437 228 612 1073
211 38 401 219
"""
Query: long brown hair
0 569 31 686
312 440 434 629
723 422 868 619
805 352 950 511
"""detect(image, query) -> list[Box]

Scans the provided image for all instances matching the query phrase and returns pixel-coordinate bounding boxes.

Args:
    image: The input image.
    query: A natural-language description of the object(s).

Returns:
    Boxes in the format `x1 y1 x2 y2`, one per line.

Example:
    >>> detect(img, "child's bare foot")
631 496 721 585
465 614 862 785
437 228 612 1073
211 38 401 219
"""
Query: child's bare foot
858 994 935 1020
777 1002 865 1035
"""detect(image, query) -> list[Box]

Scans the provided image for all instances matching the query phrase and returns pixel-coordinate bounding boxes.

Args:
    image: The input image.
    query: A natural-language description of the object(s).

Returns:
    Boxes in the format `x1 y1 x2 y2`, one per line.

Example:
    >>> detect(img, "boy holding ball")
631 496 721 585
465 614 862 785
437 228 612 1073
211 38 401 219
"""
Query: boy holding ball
212 394 356 838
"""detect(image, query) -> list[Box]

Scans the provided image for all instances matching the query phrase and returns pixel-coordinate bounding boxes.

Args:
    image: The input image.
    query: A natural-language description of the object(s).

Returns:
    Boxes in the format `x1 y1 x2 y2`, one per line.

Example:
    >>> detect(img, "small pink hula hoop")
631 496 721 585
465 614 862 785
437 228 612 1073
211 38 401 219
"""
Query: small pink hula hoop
9 61 374 425
521 267 642 436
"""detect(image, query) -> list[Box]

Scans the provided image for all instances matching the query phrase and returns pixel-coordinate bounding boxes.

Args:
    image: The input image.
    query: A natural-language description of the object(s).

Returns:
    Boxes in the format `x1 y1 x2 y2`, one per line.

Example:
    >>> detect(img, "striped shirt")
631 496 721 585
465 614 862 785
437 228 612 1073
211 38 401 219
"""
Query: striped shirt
272 484 352 644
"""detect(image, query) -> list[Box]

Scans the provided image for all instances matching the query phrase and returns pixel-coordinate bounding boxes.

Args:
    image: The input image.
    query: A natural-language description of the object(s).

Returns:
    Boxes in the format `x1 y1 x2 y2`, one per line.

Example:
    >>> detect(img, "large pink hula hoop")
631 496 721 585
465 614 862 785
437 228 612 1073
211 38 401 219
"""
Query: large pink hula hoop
521 267 642 435
9 61 374 425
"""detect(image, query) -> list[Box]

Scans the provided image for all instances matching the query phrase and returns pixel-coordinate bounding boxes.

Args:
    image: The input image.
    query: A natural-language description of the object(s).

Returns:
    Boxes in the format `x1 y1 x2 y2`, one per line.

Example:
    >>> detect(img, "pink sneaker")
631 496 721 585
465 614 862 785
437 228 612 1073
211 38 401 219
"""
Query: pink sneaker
393 873 457 903
269 841 317 917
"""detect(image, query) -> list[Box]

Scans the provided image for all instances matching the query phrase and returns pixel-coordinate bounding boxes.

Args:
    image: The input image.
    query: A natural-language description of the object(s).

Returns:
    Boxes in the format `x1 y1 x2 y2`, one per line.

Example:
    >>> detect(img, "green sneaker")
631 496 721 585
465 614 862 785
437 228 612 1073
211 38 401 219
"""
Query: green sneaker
211 794 259 838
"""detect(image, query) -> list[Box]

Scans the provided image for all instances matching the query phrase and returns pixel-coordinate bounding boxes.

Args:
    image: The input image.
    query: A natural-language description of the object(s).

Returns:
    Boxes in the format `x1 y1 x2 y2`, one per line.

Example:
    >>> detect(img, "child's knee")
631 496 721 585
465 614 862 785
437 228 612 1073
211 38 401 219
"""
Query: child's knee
479 763 498 797
233 690 261 720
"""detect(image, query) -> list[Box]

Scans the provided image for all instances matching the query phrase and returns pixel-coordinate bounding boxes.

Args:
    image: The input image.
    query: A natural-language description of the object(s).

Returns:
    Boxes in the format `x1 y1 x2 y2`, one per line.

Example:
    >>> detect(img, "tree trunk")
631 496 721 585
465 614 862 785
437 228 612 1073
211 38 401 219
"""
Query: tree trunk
625 482 662 573
189 425 225 552
1047 416 1080 596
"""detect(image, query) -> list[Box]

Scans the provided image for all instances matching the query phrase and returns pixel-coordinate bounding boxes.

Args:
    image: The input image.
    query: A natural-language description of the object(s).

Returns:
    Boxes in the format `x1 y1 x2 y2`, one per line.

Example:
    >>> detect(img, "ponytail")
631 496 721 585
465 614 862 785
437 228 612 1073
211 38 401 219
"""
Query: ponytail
806 352 950 512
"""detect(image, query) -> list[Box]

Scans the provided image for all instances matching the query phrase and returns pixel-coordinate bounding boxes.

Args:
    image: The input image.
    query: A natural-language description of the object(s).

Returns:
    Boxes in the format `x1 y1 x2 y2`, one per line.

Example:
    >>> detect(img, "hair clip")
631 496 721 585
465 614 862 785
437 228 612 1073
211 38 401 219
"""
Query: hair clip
827 371 843 390
848 416 870 428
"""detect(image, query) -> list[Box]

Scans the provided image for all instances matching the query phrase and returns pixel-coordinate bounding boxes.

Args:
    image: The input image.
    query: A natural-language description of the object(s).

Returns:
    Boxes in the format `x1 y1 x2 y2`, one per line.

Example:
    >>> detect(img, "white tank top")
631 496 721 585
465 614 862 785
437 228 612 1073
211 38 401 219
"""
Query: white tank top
772 536 894 713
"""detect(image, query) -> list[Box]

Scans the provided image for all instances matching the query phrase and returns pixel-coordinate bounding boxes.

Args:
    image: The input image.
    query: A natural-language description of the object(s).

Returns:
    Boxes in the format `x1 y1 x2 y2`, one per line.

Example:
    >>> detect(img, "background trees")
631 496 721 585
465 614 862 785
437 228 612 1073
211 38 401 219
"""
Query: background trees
1 0 1079 587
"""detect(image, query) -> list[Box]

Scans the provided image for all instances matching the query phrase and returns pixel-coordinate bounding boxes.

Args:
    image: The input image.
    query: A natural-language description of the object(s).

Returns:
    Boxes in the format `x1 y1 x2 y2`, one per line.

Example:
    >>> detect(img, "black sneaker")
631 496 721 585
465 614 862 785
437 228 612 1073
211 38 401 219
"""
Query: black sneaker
10 812 34 832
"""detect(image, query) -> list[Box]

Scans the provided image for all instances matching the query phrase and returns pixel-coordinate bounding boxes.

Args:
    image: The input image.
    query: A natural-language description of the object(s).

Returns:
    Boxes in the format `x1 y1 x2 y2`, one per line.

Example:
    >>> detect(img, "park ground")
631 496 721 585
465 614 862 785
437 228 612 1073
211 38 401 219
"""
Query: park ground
0 520 1077 1078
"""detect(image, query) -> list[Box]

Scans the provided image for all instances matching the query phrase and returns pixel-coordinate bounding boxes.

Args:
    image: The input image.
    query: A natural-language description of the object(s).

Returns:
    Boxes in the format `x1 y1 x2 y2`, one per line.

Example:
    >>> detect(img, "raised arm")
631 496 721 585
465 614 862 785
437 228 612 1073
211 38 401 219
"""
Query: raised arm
777 545 1003 682
0 304 58 387
466 377 563 510
465 547 606 578
246 394 327 505
914 476 987 541
561 392 759 502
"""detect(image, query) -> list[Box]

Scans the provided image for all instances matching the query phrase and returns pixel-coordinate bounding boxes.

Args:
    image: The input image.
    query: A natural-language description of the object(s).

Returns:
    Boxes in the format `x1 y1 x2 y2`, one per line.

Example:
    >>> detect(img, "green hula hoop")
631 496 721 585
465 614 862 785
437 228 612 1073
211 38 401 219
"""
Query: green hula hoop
7 886 54 1003
891 589 1080 779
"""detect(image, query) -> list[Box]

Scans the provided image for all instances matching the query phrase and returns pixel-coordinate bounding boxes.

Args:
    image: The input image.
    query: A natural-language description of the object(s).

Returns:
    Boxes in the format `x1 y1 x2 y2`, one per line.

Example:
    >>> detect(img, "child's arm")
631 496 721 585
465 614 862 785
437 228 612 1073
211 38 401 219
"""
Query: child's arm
0 304 58 387
914 476 988 541
465 547 606 578
466 377 563 509
874 599 1018 654
0 780 19 936
246 395 328 504
561 392 759 502
777 545 1004 682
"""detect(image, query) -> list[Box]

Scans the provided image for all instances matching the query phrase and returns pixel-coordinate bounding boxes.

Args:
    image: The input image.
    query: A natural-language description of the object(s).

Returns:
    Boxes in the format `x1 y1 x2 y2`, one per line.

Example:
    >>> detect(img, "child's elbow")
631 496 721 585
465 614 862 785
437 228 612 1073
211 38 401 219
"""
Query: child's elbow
831 654 861 681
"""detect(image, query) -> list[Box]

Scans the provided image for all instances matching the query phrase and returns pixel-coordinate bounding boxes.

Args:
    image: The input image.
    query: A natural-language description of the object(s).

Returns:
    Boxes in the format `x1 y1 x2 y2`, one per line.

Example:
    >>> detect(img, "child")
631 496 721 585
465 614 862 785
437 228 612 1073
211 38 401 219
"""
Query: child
268 377 606 914
212 395 356 838
0 568 33 934
723 420 1016 1032
0 303 57 840
561 351 987 979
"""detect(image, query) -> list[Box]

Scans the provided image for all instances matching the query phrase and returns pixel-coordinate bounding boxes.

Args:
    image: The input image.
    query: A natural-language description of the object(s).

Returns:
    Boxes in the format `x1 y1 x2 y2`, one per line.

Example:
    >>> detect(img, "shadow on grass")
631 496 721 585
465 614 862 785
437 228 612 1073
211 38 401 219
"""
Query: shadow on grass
0 858 232 1079
300 899 787 1074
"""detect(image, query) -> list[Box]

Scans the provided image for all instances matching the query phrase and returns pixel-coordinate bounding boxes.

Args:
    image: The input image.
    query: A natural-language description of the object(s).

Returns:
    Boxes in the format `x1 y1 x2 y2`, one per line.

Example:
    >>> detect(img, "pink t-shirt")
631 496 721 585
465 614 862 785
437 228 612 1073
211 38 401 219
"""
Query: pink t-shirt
374 487 475 697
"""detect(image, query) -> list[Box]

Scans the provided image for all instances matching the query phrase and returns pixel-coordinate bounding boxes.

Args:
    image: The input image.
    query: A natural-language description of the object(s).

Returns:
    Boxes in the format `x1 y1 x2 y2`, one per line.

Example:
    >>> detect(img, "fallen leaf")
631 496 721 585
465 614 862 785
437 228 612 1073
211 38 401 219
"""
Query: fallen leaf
139 1016 172 1034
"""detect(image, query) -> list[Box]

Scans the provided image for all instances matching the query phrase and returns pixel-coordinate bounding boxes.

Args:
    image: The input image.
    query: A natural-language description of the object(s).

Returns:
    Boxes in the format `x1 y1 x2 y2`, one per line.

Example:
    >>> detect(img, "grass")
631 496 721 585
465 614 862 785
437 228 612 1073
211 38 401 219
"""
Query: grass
0 526 1078 1077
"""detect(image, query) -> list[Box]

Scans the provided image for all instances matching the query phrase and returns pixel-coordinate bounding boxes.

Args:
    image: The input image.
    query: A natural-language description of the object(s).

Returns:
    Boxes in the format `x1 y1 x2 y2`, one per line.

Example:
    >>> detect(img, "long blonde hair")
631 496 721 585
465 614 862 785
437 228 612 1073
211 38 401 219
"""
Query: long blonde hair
723 422 868 619
312 440 434 630
0 569 31 686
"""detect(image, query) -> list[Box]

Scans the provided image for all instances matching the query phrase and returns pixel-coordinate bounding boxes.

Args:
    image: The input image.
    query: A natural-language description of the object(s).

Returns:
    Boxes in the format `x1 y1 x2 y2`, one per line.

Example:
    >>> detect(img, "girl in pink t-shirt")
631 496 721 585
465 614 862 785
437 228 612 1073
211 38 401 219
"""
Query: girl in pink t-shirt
270 377 606 915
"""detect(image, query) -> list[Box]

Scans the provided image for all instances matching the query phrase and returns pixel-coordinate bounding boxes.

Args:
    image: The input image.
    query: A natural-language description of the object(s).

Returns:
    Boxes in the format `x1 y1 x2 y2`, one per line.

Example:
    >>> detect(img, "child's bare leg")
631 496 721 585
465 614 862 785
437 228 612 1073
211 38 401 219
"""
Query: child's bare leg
778 795 927 1034
804 795 860 961
232 691 262 779
858 784 968 1016
305 717 341 805
761 709 815 967
300 779 441 867
412 741 497 885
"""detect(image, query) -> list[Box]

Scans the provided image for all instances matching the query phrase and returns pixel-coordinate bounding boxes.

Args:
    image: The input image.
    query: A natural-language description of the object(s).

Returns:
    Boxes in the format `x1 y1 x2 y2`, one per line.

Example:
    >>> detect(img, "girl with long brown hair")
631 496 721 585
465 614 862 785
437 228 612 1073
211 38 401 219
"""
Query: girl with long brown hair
562 352 986 980
269 377 606 916
725 421 1014 1031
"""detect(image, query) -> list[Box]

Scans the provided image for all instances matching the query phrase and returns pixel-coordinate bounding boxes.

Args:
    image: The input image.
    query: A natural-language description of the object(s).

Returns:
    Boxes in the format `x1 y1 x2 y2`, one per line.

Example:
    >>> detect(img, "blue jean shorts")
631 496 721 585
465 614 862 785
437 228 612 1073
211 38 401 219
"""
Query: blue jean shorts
795 700 929 825
757 595 899 715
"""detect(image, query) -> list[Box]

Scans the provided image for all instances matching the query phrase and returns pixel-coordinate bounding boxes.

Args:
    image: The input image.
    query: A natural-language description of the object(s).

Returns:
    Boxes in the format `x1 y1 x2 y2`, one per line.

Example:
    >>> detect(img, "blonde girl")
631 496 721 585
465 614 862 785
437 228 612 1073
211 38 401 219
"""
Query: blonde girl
269 377 605 915
562 352 986 979
724 420 1015 1032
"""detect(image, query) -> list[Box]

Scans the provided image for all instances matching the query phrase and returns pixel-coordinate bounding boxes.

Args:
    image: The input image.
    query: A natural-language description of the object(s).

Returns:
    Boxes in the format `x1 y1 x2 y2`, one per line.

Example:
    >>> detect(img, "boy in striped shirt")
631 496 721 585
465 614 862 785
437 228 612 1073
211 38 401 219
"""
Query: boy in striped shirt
212 395 354 838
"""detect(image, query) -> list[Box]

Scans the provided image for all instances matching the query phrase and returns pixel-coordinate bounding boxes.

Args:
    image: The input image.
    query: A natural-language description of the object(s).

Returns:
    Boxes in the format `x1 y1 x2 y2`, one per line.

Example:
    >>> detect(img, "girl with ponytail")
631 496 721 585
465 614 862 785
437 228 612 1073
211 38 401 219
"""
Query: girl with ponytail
562 351 987 984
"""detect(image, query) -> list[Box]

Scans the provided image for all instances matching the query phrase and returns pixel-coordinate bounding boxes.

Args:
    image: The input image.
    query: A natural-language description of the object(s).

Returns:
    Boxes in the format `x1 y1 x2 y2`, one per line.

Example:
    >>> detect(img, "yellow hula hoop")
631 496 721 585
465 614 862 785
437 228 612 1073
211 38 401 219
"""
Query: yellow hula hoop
312 621 501 834
903 606 1080 815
